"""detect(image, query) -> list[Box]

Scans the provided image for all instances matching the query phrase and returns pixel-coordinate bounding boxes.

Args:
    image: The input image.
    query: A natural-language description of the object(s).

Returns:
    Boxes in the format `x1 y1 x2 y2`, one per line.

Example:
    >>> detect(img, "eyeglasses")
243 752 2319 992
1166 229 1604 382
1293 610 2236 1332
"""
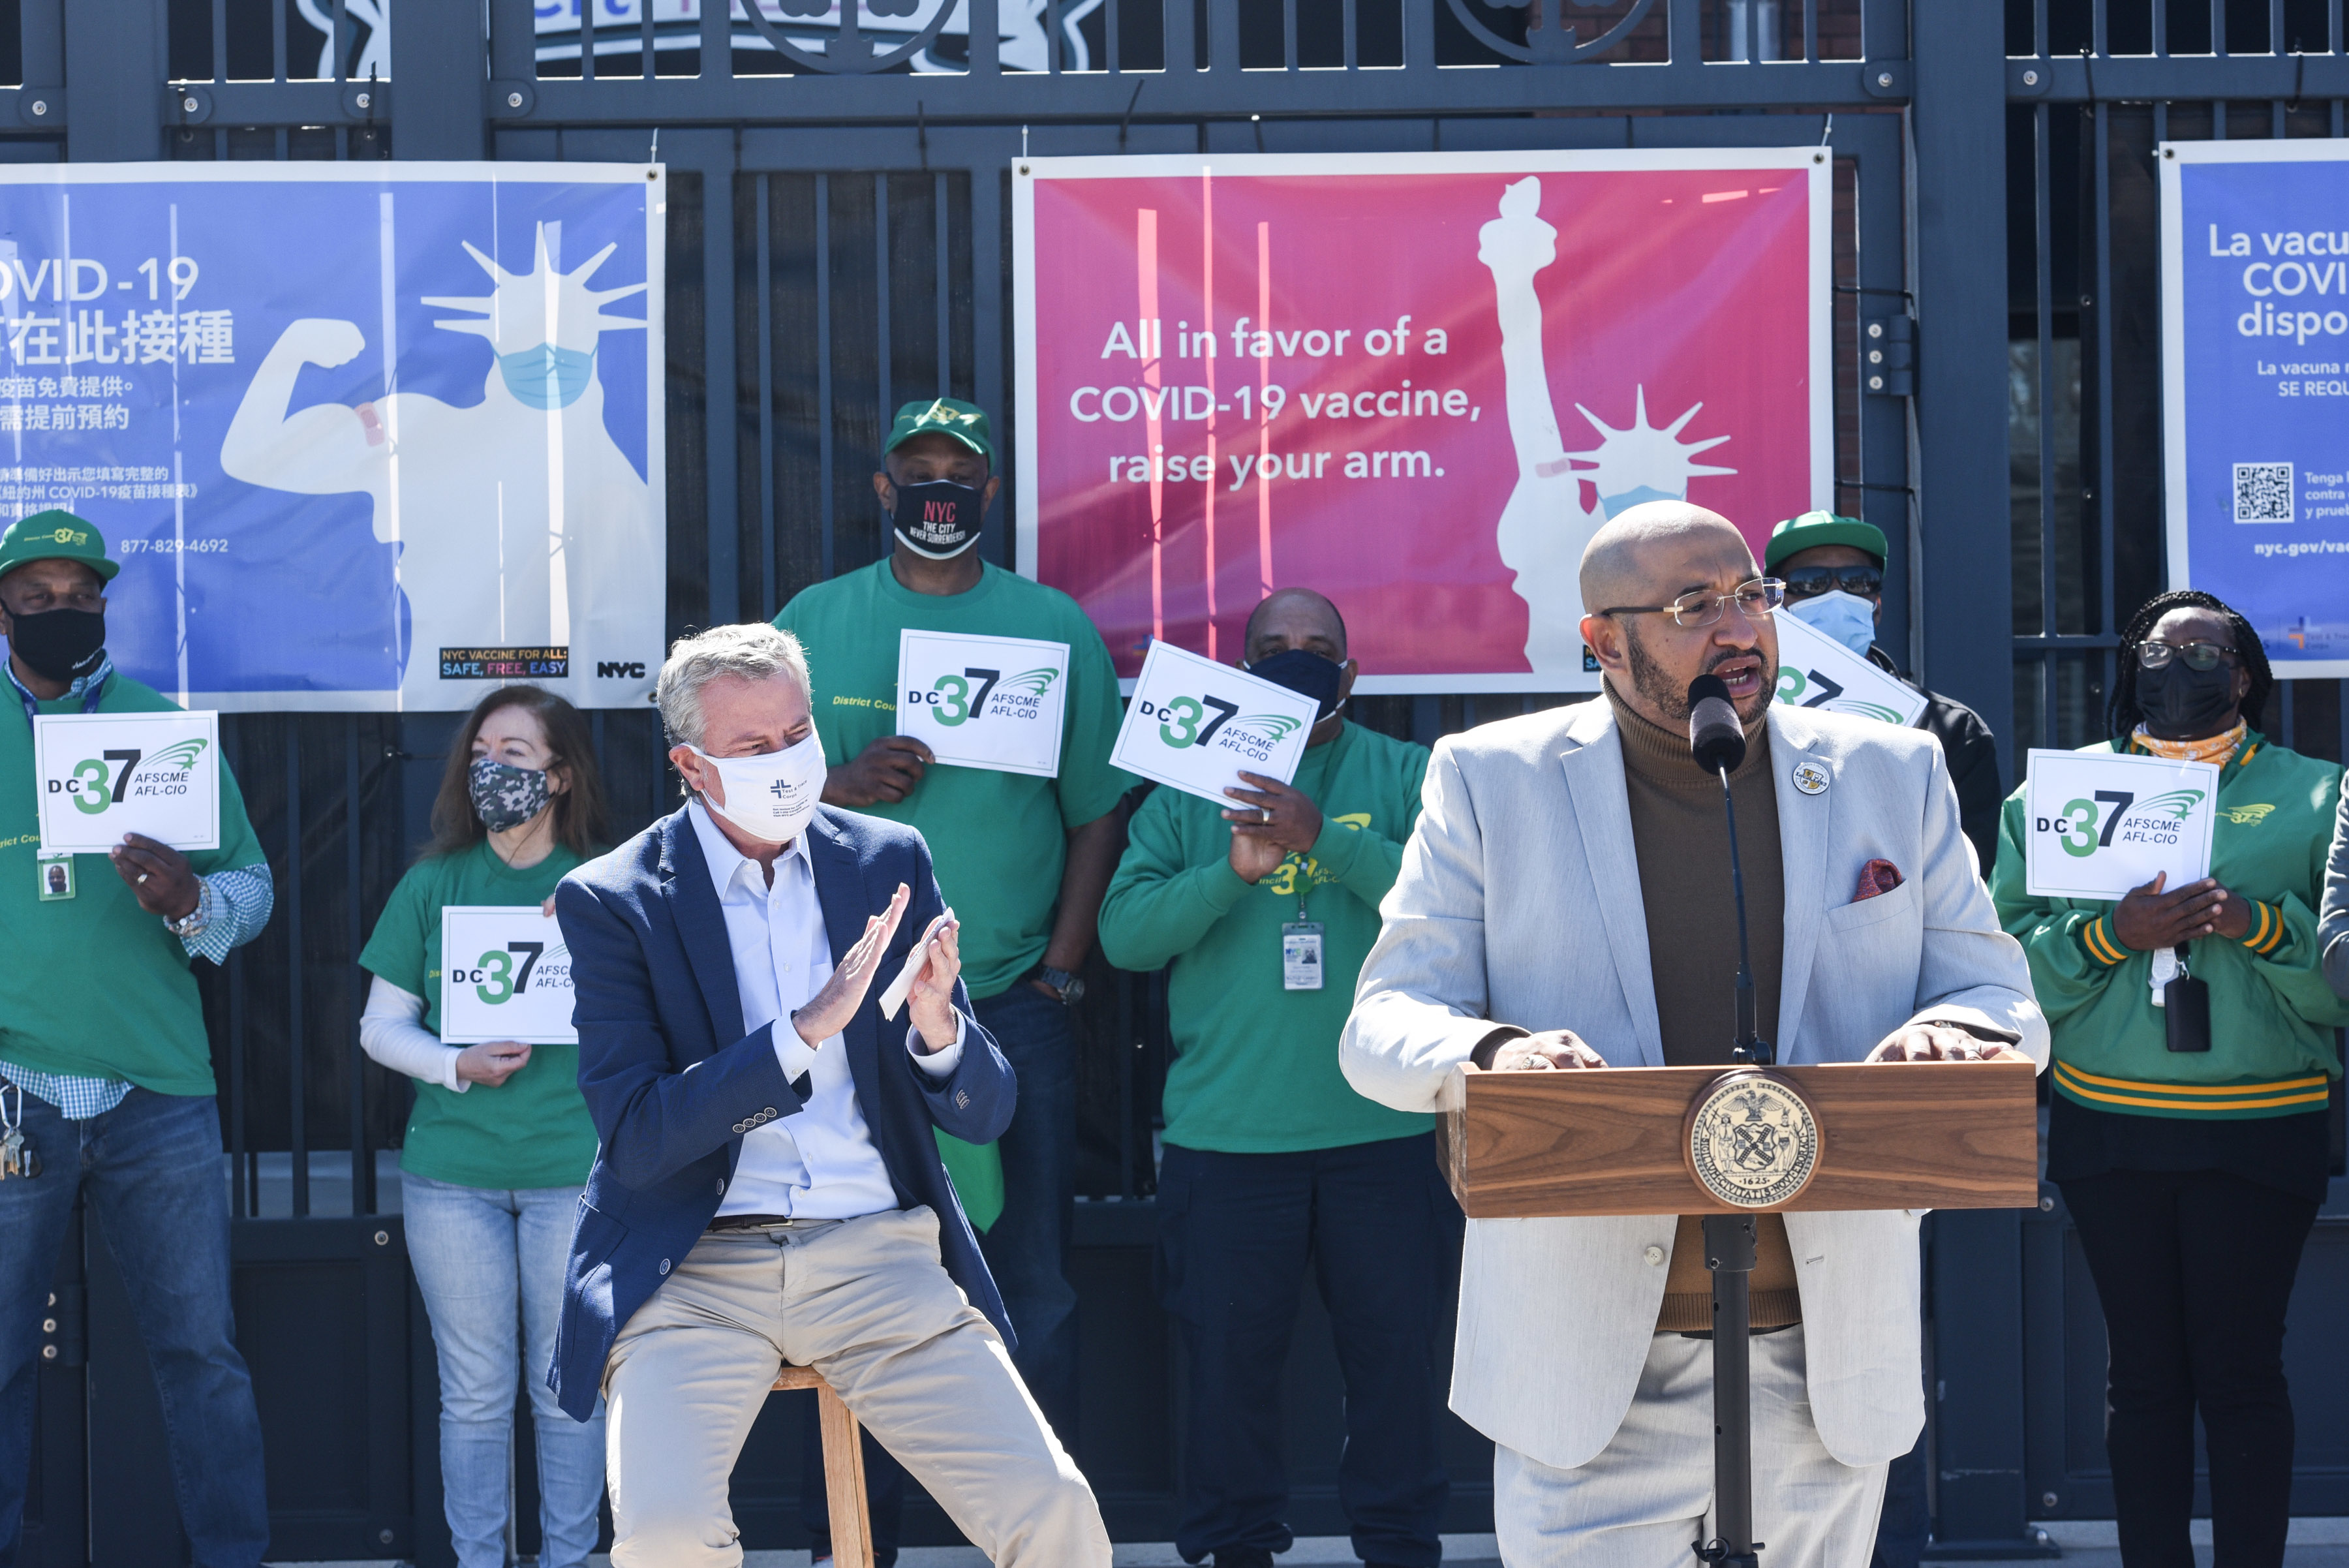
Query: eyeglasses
2134 639 2239 672
1599 578 1786 630
1780 564 1884 601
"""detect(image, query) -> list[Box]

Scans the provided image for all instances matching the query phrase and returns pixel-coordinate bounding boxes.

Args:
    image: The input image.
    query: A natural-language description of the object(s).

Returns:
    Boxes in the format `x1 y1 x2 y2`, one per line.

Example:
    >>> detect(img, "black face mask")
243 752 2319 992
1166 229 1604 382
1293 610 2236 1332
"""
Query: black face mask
891 480 987 561
5 606 106 684
1246 648 1347 720
2136 657 2240 739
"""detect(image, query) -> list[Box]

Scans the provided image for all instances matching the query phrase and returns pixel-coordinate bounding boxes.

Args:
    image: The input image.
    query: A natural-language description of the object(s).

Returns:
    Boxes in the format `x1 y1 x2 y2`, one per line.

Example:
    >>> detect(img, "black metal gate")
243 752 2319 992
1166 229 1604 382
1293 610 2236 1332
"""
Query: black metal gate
12 0 2343 1561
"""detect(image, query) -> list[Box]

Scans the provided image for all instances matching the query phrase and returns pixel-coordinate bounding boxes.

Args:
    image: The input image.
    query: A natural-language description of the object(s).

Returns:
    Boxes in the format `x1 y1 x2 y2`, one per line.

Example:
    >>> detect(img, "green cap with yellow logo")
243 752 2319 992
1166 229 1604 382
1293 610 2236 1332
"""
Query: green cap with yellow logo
0 510 117 583
883 397 996 467
1764 510 1888 574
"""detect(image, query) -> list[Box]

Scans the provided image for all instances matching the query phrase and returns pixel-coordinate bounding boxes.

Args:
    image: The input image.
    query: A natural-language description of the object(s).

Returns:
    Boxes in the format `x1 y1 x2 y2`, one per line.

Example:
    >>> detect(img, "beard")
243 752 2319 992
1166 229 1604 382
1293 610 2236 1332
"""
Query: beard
1623 621 1776 728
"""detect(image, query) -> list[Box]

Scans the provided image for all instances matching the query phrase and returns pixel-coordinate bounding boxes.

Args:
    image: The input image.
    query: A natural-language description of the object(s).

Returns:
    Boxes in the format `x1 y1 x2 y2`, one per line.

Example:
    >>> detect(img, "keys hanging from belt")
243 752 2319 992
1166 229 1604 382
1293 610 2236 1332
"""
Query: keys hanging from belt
0 1083 40 1180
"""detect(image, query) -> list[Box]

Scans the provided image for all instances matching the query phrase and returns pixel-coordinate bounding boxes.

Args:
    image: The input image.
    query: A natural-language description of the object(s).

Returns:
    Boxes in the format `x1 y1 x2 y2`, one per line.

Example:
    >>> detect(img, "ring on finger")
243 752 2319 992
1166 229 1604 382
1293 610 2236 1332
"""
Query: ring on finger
137 872 149 884
1261 807 1272 823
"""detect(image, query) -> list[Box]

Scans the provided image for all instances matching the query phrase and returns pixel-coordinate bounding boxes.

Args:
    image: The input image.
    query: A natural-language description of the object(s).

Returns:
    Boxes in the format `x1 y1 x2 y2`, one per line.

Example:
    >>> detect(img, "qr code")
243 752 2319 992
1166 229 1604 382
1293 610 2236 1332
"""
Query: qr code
2234 461 2295 523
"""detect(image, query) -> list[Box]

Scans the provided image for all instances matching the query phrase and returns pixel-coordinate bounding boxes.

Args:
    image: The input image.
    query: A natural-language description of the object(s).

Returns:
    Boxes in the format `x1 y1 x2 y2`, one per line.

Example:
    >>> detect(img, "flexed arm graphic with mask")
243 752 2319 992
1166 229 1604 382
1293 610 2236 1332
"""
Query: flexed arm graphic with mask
221 223 656 702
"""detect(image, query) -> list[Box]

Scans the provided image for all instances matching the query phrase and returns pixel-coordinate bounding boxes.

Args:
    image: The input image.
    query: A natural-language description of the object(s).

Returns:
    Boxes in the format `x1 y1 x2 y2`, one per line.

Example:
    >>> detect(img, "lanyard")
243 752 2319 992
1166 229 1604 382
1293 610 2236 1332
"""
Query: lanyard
10 665 106 732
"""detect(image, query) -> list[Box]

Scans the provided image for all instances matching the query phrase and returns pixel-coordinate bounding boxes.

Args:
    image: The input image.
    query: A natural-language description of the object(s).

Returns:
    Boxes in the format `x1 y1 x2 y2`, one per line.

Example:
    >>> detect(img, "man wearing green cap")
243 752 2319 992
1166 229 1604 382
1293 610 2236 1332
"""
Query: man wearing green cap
1766 511 2002 871
774 399 1131 1562
1764 511 1997 1568
0 511 276 1565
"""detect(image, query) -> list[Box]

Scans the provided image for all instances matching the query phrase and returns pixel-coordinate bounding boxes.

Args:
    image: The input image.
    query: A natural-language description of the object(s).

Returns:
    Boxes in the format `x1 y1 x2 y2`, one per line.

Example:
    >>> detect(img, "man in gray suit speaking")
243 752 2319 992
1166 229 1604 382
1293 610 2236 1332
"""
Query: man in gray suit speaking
1340 503 2048 1568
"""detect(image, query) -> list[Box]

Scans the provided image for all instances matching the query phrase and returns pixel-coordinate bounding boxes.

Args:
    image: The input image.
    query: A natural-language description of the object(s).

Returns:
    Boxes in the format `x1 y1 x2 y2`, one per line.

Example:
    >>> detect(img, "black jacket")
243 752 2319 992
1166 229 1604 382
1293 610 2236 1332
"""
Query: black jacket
1868 646 2003 877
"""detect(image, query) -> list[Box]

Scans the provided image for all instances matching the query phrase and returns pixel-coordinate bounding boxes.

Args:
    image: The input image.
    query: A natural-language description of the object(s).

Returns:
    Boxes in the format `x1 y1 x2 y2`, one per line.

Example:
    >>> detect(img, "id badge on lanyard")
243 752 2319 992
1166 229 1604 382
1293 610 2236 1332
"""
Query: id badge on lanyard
16 671 104 904
1281 867 1324 992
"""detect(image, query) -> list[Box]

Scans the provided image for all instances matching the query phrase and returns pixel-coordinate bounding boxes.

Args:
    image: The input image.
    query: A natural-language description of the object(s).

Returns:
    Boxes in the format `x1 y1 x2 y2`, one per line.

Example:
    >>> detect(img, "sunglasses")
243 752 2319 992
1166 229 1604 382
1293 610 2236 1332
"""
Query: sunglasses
2134 639 2238 673
1780 564 1885 601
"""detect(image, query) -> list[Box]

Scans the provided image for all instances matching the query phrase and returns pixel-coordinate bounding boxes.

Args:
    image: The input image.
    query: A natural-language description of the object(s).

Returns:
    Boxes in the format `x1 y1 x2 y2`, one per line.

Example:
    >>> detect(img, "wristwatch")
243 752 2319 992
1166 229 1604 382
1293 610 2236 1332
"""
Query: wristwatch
1036 965 1086 1006
164 883 211 940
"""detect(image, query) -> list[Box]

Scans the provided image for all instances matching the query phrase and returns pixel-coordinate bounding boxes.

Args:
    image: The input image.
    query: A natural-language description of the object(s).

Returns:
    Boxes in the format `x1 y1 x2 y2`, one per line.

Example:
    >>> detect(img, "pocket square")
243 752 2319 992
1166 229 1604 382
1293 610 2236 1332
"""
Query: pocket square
1854 859 1905 900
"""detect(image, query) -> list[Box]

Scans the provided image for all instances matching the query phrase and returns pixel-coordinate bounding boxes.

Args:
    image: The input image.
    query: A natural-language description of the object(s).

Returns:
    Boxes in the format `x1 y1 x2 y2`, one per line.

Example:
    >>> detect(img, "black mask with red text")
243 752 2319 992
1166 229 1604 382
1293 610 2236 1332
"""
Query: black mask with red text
891 480 987 560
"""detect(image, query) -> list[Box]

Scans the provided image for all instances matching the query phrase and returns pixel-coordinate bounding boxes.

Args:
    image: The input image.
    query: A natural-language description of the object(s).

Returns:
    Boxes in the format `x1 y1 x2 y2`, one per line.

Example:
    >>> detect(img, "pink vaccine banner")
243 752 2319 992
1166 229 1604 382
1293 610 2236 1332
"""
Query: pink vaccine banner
1011 151 1832 693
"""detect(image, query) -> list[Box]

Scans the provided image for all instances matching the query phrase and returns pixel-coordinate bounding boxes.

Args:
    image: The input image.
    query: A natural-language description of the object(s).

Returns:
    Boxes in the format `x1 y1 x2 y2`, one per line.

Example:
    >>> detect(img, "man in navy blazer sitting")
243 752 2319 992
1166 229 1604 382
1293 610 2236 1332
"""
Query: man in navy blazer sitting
549 622 1111 1567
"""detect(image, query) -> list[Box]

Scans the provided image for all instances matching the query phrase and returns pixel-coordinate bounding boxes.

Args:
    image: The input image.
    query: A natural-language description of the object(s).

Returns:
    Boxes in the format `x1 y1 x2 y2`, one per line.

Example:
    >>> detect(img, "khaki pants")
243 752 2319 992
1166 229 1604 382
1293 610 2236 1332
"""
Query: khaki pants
1493 1327 1889 1568
602 1207 1110 1567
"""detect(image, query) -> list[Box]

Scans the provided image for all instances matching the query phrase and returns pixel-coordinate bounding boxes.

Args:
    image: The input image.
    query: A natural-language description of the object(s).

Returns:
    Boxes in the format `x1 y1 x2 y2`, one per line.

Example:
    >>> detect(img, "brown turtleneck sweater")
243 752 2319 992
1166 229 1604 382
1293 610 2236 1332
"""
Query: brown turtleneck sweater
1603 682 1802 1331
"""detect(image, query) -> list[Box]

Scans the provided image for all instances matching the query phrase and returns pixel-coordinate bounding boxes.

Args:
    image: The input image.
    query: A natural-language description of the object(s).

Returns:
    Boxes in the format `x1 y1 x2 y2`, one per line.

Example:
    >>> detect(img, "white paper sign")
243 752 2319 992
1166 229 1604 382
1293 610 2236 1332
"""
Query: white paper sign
1771 613 1931 728
33 711 222 853
439 906 578 1045
895 630 1071 777
2022 749 2222 902
1109 641 1321 807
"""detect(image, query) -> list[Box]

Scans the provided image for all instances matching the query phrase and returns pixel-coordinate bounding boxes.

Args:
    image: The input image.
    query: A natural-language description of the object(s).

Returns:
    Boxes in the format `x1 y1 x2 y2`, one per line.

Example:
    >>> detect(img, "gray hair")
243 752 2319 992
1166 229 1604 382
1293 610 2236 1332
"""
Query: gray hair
655 623 812 750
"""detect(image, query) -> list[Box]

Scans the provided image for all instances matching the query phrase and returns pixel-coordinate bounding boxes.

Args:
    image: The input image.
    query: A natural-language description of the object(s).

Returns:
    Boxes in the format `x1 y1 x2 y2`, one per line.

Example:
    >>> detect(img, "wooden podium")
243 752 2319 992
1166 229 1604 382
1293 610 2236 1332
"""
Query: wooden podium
1439 1058 2040 1567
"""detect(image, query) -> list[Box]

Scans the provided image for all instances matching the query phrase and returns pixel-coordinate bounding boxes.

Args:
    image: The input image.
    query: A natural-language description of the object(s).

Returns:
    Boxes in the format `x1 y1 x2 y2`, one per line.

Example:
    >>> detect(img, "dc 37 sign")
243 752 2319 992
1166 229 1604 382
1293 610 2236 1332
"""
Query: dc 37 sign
1014 150 1830 693
2022 750 2221 903
33 709 221 853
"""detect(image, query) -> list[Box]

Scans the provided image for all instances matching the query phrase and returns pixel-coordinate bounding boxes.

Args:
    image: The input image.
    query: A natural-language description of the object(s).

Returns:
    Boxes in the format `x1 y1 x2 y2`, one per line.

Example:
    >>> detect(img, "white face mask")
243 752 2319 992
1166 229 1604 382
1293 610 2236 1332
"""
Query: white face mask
690 733 827 844
1787 588 1879 658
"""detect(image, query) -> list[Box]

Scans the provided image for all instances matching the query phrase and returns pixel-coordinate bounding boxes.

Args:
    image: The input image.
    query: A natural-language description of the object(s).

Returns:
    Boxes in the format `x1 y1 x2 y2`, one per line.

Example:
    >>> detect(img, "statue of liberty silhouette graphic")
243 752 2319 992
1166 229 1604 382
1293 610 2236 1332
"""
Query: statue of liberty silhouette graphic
221 221 655 705
1477 176 1737 675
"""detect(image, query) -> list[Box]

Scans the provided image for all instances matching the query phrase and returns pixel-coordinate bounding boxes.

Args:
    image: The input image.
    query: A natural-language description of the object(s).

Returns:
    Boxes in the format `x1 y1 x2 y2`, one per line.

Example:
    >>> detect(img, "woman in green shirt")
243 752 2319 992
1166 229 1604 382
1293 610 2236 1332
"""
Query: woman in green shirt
358 686 612 1568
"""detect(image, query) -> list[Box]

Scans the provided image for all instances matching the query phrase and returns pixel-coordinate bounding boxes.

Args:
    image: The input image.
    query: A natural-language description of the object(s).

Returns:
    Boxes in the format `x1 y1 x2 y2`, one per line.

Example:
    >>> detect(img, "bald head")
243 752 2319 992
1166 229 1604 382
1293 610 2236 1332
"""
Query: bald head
1244 587 1347 662
1578 502 1753 617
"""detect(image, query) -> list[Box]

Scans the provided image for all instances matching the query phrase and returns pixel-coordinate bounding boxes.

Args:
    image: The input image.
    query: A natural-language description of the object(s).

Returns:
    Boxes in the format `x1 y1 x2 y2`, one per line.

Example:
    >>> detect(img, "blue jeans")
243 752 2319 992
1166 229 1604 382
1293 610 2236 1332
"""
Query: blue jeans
0 1086 269 1568
1156 1134 1459 1568
403 1172 606 1568
802 983 1077 1563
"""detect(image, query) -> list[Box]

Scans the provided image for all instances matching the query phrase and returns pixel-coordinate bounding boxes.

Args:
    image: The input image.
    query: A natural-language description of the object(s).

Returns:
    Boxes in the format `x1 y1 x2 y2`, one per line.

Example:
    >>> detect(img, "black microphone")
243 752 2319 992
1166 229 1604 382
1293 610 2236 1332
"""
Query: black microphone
1687 672 1747 775
1685 674 1773 1066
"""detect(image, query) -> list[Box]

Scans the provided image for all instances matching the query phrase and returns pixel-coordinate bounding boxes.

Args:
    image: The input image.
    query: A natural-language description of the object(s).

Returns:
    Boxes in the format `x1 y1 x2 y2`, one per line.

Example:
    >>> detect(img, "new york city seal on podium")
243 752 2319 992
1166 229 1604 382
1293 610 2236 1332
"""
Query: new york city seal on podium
1684 1071 1821 1209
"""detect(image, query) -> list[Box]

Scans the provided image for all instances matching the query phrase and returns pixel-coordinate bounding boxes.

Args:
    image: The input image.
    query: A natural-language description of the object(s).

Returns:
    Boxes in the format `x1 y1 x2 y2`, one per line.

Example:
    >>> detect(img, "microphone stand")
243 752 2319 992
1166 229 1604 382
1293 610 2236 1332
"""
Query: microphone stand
1696 762 1772 1568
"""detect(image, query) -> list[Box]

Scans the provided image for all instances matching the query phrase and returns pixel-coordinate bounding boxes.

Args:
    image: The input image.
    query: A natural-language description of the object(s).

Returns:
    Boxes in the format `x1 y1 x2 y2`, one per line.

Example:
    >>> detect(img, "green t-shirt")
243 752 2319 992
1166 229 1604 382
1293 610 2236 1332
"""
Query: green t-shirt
775 559 1135 999
1098 722 1434 1153
0 674 267 1096
358 840 599 1190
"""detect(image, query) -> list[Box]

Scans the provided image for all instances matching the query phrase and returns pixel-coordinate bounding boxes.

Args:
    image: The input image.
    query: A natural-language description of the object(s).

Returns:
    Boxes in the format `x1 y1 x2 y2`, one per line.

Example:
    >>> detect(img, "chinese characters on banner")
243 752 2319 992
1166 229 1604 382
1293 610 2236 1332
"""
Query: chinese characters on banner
0 163 666 711
1013 151 1832 692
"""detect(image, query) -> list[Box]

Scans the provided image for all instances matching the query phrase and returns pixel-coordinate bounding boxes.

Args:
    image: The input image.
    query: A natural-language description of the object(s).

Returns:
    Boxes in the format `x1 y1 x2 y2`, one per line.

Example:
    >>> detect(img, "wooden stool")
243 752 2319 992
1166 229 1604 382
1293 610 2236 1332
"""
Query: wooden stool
773 1366 874 1568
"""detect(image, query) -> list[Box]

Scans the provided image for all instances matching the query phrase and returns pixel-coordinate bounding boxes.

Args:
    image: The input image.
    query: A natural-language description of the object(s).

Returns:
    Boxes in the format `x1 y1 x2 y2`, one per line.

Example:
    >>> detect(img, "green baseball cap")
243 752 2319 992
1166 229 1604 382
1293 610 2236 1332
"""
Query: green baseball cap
883 397 996 467
1764 510 1888 574
0 510 117 584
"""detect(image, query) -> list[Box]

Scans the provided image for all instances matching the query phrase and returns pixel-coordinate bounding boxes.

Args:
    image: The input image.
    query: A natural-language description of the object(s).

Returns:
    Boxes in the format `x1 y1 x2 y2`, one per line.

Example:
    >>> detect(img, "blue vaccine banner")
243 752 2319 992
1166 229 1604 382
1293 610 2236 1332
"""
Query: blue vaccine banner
0 162 666 711
2162 140 2349 677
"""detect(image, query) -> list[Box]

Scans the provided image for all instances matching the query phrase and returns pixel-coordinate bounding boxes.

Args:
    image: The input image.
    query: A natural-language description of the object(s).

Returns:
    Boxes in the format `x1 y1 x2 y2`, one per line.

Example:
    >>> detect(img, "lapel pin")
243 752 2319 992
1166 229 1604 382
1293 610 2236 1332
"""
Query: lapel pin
1792 760 1830 796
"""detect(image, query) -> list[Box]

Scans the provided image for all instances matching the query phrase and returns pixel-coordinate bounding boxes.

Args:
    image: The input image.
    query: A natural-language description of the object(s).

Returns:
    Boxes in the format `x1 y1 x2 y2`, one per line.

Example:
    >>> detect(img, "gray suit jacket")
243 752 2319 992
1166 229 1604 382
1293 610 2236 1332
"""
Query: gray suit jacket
1340 697 2048 1471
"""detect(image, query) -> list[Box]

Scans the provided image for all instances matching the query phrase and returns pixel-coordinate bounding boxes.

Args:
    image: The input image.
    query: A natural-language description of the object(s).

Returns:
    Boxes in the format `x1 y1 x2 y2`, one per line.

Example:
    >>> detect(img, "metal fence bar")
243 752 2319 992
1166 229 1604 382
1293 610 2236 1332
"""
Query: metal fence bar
346 718 367 1212
1105 0 1122 72
1286 0 1300 71
1047 0 1064 72
934 172 951 395
286 724 307 1218
970 0 1002 75
817 174 836 580
333 0 347 81
226 714 248 1217
2092 99 2117 713
1342 0 1358 69
1804 0 1818 65
876 172 893 441
642 0 656 78
273 0 288 83
583 1 598 84
757 174 777 621
2034 99 2057 746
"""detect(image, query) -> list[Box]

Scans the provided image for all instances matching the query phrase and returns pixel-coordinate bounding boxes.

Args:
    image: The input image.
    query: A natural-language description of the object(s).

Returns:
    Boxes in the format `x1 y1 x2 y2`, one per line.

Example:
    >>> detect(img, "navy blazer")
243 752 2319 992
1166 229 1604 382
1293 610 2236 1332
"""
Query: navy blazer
547 803 1017 1420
